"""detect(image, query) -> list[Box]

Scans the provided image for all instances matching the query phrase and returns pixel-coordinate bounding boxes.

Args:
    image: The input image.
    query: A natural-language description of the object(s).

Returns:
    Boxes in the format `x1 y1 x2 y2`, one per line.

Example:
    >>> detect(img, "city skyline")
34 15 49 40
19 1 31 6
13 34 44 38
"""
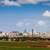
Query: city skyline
0 0 50 32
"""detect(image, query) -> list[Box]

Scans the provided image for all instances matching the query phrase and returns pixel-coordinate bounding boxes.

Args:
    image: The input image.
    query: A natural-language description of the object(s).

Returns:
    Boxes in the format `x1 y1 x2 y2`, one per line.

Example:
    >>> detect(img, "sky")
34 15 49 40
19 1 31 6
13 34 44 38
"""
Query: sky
0 0 50 32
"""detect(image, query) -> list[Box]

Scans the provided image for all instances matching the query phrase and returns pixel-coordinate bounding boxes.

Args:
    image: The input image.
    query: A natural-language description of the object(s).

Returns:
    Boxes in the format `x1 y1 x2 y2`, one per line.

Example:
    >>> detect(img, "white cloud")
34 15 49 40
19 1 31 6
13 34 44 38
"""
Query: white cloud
37 20 46 26
16 20 47 29
18 0 48 4
0 0 21 6
16 21 32 27
18 0 35 4
34 20 47 28
16 22 24 27
25 22 31 26
43 10 50 17
0 0 48 6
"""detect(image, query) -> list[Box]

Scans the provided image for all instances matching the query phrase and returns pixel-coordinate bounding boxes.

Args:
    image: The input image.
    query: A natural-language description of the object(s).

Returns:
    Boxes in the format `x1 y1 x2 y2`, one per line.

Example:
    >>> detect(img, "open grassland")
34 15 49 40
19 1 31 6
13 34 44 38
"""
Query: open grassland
0 48 50 50
0 40 50 50
0 40 49 48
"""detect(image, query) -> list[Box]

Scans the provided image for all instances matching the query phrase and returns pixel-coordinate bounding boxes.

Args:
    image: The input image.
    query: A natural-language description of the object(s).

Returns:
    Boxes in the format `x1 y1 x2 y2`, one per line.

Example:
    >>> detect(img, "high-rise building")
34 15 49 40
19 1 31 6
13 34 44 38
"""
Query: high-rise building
32 29 34 37
24 29 27 33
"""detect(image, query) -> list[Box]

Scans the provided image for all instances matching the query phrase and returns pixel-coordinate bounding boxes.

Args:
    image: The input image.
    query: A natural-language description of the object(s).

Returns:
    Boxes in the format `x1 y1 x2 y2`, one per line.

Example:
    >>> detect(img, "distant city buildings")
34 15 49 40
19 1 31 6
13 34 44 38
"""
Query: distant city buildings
0 31 49 38
0 28 49 38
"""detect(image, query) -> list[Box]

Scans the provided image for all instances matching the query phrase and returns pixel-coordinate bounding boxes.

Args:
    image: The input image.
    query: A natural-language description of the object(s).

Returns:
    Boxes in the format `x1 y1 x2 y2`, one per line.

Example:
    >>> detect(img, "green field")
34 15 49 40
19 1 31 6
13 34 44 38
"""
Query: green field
0 41 50 50
0 41 49 48
0 48 50 50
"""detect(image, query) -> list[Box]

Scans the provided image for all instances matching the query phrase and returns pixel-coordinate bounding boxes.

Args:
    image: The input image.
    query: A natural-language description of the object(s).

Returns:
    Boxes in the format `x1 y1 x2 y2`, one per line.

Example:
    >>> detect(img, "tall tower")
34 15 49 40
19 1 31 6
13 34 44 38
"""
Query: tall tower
24 29 27 33
32 29 34 37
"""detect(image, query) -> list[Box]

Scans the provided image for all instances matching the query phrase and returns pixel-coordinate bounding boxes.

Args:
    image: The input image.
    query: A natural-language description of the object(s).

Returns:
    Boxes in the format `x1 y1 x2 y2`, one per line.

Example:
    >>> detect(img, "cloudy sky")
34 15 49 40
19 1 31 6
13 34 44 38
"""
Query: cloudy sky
0 0 50 32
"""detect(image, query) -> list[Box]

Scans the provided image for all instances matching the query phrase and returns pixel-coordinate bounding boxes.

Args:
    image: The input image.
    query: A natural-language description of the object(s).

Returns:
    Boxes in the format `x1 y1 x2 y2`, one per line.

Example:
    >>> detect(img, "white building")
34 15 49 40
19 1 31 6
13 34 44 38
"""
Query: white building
47 32 50 38
8 32 19 38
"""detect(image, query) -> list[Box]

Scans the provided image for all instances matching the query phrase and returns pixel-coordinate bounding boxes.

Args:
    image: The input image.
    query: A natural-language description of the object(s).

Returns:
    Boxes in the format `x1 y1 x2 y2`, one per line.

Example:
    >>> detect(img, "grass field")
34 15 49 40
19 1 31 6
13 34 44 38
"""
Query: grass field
0 47 50 50
0 40 50 50
0 48 50 50
0 41 49 48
